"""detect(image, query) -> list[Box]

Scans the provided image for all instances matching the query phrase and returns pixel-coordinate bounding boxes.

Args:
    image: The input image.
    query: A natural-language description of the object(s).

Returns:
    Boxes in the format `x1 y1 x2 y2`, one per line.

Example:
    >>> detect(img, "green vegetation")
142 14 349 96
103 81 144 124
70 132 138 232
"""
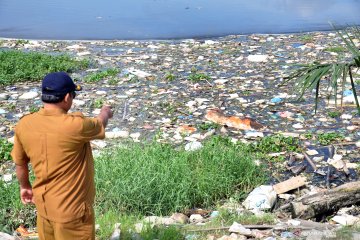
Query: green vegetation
188 68 211 82
95 137 267 216
249 134 301 153
0 181 36 233
188 72 211 82
84 68 119 83
303 132 314 140
324 46 346 53
93 99 104 109
158 102 177 115
198 122 221 131
317 132 345 145
299 34 314 43
0 50 89 85
242 90 252 96
0 138 13 162
335 226 360 240
164 72 176 81
212 210 275 226
14 39 29 47
328 110 341 118
138 226 184 240
29 105 39 113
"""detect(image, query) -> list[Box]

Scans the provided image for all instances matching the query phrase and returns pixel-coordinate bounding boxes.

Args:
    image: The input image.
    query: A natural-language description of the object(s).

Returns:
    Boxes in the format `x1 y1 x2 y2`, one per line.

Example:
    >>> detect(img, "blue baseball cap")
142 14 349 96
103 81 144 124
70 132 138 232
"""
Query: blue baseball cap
42 72 82 95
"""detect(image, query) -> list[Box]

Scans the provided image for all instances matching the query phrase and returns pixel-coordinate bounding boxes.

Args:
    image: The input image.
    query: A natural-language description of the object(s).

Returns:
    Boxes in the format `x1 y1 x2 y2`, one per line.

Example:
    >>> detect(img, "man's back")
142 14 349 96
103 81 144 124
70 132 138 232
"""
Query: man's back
13 107 104 223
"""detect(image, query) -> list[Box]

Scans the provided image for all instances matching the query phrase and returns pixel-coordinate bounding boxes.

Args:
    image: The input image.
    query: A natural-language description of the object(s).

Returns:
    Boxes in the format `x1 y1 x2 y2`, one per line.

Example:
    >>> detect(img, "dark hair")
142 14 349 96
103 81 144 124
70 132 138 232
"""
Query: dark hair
41 94 66 103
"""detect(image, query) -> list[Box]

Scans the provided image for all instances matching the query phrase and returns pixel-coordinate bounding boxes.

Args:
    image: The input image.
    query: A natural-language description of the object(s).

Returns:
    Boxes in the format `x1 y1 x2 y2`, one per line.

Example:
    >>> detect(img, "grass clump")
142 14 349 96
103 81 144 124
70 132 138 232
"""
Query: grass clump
84 68 119 83
0 138 13 162
0 50 89 85
317 132 345 145
249 134 301 153
95 136 267 216
0 181 36 233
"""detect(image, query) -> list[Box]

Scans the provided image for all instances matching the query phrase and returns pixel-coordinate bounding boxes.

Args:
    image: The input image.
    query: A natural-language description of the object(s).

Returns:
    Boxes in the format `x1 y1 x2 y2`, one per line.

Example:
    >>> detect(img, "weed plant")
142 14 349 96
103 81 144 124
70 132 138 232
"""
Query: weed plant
0 138 13 162
188 72 211 82
317 132 345 145
0 50 89 85
84 68 119 83
249 134 301 153
327 111 341 118
95 137 267 216
198 122 220 131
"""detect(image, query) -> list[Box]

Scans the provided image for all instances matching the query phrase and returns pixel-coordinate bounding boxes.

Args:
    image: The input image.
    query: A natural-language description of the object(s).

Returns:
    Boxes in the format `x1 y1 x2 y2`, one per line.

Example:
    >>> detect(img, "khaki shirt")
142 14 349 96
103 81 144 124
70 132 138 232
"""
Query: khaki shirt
11 108 105 223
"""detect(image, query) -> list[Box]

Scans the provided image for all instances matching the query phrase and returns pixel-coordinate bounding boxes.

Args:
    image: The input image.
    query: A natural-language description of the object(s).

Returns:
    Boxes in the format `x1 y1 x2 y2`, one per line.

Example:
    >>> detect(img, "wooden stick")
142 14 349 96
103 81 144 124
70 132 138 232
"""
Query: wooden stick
303 152 318 171
185 224 334 233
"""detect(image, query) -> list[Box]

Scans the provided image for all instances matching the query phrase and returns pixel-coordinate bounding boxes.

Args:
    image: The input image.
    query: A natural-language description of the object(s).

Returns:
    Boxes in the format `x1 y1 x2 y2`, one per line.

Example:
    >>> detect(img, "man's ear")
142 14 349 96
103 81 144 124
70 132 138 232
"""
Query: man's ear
64 93 71 103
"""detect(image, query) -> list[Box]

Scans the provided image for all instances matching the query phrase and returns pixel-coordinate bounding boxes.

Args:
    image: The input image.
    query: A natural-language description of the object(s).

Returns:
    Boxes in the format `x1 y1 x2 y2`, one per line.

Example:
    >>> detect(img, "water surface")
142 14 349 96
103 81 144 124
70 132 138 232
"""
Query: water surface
0 0 360 40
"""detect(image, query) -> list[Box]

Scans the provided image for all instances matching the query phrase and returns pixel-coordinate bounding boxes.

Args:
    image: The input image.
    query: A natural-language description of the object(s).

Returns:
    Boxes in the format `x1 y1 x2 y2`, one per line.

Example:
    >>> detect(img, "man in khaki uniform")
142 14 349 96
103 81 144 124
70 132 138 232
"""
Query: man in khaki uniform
11 72 113 240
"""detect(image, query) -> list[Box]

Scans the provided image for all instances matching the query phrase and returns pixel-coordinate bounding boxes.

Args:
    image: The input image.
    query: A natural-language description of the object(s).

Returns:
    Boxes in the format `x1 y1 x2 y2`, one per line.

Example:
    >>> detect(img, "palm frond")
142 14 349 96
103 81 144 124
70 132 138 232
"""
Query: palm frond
285 26 360 115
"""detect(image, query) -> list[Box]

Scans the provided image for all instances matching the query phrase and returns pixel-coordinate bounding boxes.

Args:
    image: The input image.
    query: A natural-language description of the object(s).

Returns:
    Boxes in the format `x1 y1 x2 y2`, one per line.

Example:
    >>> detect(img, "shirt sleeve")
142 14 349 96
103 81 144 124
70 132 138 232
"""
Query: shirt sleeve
11 131 30 166
80 117 105 141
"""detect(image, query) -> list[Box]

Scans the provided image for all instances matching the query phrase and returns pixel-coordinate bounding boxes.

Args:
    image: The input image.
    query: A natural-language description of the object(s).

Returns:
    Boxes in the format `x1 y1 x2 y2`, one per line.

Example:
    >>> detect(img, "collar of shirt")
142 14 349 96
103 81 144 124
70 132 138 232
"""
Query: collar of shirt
38 107 67 116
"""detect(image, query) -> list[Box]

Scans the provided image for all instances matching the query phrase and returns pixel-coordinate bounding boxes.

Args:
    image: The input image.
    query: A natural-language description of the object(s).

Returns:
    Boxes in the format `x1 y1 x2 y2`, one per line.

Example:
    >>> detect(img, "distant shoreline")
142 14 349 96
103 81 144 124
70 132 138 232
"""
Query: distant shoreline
0 29 342 43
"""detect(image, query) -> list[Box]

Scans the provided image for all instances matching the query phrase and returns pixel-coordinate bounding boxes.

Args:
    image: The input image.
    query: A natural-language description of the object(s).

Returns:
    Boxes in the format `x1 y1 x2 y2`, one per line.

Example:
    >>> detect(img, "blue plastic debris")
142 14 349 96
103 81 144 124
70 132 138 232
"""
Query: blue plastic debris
271 97 282 103
343 90 353 96
292 43 304 48
210 211 219 218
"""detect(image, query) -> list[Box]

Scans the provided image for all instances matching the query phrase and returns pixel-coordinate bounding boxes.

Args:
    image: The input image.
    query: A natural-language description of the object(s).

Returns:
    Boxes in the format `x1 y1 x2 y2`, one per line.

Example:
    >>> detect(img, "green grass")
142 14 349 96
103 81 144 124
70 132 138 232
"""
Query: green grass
84 68 119 83
96 208 186 239
95 137 267 216
0 50 89 85
0 181 37 233
0 138 13 163
210 209 275 226
317 132 345 145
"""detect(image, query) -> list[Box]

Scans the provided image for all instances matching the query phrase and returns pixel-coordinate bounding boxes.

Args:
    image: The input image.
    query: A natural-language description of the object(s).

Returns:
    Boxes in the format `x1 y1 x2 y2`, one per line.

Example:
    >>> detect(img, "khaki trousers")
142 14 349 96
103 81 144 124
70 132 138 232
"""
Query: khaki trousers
36 207 95 240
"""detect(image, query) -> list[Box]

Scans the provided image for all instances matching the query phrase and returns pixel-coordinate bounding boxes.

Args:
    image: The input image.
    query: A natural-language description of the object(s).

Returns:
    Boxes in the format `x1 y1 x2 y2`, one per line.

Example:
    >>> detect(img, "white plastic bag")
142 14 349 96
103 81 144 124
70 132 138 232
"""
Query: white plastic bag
242 185 276 210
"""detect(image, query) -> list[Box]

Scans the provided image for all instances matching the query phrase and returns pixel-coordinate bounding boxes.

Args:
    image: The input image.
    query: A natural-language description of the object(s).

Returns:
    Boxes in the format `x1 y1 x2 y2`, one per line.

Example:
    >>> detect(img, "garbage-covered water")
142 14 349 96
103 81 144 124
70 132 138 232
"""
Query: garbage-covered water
0 0 360 40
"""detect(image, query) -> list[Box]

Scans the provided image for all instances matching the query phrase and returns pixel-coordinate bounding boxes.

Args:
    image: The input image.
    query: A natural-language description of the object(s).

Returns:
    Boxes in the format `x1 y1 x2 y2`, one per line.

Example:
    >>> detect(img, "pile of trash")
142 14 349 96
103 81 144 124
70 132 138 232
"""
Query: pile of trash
0 30 360 239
